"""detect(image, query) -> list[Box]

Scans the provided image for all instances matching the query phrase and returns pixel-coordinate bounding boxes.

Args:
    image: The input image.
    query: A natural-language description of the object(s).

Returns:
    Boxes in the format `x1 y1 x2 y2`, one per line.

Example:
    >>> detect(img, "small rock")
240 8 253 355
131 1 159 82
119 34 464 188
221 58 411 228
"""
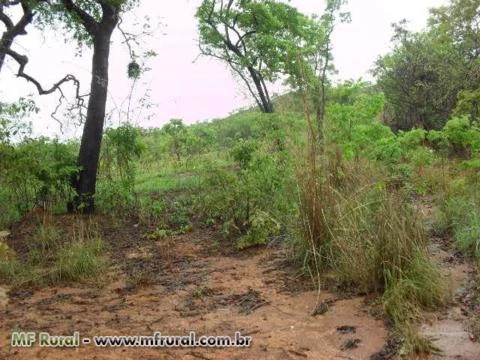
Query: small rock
337 325 357 334
341 338 361 350
312 301 329 316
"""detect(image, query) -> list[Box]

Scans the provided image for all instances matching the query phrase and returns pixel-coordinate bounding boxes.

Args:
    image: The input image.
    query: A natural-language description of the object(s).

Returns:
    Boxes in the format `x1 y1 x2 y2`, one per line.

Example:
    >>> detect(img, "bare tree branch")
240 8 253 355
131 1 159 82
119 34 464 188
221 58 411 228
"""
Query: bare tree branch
0 0 34 71
4 47 80 96
0 0 86 129
0 8 14 29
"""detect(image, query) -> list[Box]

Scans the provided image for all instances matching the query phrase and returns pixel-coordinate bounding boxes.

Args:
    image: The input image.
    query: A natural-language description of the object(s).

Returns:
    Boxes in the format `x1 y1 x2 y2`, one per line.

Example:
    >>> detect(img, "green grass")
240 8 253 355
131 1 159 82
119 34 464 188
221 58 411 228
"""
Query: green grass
1 221 106 286
383 252 445 323
436 179 480 260
0 258 36 286
27 224 61 265
51 236 105 283
135 173 201 193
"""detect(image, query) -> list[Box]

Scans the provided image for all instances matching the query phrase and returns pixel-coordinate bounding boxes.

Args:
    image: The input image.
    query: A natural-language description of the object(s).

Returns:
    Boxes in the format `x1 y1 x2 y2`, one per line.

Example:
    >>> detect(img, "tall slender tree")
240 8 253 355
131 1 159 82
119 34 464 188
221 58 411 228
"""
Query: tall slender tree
286 0 349 139
37 0 140 212
196 0 319 114
1 1 141 212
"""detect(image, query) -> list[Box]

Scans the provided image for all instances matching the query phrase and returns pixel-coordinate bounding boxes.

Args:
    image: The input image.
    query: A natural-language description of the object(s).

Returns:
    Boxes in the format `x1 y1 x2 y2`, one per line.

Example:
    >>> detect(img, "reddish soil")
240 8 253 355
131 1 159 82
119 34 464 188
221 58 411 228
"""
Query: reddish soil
0 216 388 360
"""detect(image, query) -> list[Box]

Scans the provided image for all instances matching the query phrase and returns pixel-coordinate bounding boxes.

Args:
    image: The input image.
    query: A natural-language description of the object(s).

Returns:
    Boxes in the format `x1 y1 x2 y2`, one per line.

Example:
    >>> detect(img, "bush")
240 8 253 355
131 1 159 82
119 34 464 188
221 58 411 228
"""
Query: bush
0 138 78 227
198 143 295 248
432 116 480 157
97 124 145 217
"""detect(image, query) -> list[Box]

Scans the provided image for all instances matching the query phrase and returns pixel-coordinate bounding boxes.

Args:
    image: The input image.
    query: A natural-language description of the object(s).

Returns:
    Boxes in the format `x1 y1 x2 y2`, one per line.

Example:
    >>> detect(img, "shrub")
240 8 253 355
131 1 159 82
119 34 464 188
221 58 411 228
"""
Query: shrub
440 116 480 157
0 258 35 286
0 138 77 226
198 144 295 248
97 124 145 217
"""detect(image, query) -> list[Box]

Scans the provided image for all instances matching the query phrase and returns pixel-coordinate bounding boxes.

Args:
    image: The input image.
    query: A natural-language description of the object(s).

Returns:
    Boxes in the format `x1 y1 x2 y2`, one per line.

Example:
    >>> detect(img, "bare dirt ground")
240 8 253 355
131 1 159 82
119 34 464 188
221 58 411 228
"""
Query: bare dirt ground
415 198 480 360
0 216 388 360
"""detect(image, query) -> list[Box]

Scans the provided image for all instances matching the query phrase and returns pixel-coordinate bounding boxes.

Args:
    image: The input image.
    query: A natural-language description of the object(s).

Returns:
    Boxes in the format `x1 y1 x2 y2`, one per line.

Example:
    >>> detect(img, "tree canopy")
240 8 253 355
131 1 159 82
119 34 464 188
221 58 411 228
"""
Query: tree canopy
375 0 480 130
196 0 321 114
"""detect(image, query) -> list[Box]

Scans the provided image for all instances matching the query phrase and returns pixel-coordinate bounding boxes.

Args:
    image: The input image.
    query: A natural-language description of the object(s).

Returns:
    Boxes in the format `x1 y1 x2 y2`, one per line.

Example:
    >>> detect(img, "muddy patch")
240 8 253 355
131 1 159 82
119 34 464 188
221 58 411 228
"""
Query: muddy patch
421 317 480 360
417 197 480 359
222 288 270 315
0 224 388 360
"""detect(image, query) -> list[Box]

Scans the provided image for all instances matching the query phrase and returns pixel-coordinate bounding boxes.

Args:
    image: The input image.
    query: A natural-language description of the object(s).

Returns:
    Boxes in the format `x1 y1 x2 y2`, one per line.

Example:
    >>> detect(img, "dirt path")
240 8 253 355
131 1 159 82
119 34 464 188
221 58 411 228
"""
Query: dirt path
0 223 388 360
415 198 480 359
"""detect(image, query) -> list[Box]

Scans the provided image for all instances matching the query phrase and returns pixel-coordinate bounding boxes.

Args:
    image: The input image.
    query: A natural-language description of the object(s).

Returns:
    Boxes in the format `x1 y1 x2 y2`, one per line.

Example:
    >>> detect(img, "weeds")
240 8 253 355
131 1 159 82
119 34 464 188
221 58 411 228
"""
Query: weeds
0 218 105 286
27 224 61 265
0 258 35 286
52 237 104 283
197 144 295 249
295 149 445 355
50 219 105 283
436 172 480 260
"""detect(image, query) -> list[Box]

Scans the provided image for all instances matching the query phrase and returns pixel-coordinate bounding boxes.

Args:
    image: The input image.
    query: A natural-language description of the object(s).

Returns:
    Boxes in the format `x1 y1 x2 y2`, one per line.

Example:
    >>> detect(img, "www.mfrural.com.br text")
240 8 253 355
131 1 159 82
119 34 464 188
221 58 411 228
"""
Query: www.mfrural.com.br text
9 331 252 348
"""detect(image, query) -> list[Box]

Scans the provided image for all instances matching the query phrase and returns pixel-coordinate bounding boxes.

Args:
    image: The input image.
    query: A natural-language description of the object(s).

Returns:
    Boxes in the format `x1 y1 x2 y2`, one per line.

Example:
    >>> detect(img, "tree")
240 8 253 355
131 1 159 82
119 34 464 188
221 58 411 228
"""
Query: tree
429 0 480 64
429 0 480 123
35 0 140 213
196 0 318 114
0 0 35 73
285 0 349 139
375 0 480 131
374 21 464 131
0 0 140 212
0 98 36 144
162 119 187 161
312 0 349 136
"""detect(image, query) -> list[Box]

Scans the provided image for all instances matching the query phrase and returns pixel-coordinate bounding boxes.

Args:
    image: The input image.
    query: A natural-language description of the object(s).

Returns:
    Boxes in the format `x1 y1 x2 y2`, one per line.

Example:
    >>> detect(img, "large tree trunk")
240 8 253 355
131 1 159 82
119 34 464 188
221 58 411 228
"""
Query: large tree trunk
222 36 274 114
247 66 273 113
71 27 115 213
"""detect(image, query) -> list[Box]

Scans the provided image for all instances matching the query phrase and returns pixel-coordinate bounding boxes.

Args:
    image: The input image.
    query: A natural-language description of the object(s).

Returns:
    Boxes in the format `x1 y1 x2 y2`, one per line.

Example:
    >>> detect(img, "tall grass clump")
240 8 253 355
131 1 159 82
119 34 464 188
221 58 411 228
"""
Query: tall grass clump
53 239 103 283
295 147 445 354
27 223 61 265
51 220 105 283
436 168 480 261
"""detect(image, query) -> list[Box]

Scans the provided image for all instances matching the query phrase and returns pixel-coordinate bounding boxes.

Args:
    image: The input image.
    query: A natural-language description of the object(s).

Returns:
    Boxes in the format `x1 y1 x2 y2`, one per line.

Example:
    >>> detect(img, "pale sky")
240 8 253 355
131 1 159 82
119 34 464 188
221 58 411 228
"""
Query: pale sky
0 0 448 138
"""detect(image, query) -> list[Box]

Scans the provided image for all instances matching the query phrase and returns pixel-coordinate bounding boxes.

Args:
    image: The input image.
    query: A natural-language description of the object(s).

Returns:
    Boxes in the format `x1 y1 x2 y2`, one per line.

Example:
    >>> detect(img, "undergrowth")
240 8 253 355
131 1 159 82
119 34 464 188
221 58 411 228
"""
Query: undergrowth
294 140 446 355
0 218 105 286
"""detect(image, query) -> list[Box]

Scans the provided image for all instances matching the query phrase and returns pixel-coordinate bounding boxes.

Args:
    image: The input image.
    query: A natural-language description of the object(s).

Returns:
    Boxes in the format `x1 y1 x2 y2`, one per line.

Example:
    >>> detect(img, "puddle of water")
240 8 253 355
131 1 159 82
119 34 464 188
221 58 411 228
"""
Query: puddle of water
421 317 480 360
